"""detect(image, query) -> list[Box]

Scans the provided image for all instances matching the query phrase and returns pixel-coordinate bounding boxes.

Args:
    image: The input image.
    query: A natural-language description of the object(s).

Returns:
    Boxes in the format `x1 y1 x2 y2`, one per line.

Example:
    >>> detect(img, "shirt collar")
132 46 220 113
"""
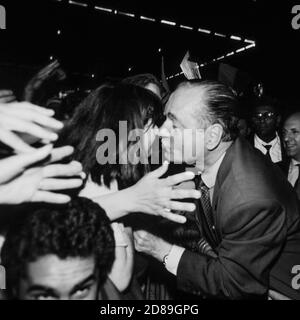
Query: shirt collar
201 153 226 189
254 132 280 148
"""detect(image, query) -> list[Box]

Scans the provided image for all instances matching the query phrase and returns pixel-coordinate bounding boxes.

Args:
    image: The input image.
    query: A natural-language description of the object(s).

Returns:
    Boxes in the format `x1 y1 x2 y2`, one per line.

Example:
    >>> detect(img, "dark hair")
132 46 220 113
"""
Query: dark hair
179 80 239 142
252 95 281 115
58 82 164 188
1 197 115 298
123 73 163 97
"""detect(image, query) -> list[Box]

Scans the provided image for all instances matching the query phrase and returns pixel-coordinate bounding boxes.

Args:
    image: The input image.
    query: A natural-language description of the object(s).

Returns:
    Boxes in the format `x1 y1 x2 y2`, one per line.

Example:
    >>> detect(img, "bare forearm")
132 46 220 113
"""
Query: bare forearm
91 187 137 221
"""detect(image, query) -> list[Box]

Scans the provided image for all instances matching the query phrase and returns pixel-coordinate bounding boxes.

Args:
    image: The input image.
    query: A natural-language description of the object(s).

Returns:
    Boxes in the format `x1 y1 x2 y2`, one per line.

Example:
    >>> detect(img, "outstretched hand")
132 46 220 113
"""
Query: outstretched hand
129 162 200 223
23 60 66 102
0 101 63 153
0 145 85 205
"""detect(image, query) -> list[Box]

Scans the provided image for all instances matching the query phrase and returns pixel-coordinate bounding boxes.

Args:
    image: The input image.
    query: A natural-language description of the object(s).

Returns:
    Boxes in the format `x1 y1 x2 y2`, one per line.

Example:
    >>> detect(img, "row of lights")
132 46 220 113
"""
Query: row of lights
166 42 256 80
52 0 256 81
52 0 255 45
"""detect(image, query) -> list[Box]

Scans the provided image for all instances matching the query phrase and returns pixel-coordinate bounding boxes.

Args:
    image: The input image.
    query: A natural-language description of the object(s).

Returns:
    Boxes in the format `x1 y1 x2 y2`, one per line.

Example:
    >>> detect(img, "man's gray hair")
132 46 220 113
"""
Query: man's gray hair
178 80 239 142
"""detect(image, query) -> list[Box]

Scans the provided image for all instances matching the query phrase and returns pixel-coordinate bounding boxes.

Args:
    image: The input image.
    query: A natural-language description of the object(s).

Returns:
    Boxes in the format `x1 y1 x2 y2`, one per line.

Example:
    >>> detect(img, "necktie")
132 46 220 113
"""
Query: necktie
263 144 272 162
294 164 300 199
194 175 218 249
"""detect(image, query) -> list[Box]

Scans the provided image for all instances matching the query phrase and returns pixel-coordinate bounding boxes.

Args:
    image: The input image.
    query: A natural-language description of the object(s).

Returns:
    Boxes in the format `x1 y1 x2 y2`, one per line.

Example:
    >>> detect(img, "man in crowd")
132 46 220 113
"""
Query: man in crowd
249 96 287 168
1 197 134 300
283 111 300 199
134 80 300 299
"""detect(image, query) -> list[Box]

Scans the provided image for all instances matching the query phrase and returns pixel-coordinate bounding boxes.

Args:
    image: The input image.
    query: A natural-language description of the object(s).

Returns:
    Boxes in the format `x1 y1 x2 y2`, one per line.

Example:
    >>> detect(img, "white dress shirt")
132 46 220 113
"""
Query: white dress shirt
254 133 282 163
288 159 300 187
166 153 226 276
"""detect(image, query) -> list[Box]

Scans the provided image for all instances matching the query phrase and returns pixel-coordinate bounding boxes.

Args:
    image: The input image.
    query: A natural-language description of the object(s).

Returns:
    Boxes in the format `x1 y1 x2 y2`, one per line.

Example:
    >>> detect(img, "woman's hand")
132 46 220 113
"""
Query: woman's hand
108 223 134 292
23 60 66 102
128 162 200 223
0 145 85 205
0 101 63 153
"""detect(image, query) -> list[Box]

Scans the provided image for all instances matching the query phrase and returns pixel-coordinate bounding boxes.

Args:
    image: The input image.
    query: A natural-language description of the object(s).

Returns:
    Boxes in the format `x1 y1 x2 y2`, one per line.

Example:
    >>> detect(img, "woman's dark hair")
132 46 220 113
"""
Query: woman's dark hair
58 82 164 189
123 73 163 97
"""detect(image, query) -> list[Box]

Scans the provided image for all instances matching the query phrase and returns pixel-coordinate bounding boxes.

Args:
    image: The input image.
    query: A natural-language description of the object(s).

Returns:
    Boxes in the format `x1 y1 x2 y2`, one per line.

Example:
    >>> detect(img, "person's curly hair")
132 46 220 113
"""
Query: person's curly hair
1 197 115 298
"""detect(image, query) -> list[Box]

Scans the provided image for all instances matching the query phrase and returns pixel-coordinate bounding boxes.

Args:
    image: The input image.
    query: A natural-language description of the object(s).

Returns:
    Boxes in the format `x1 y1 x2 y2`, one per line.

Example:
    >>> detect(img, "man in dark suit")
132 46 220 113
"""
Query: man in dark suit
248 96 289 172
134 80 300 299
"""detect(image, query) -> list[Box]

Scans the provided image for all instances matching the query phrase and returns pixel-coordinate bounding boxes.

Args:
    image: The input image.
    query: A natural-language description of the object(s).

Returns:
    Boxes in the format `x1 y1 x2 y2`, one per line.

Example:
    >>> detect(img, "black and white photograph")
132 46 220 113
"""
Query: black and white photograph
0 0 300 306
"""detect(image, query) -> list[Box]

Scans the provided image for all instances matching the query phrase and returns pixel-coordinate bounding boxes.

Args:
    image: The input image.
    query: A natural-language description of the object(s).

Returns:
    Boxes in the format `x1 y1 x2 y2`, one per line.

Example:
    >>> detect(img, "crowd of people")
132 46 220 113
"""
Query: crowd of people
0 61 300 300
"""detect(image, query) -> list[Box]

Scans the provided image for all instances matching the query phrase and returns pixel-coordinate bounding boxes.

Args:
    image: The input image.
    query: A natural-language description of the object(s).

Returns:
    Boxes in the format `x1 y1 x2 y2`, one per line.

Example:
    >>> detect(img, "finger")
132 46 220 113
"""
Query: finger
31 191 71 204
165 171 195 187
133 230 148 241
1 105 63 130
171 188 201 200
148 161 169 178
0 101 55 116
49 146 74 163
0 90 14 97
0 114 59 141
0 127 36 153
169 201 196 212
0 96 16 104
0 145 53 184
133 235 145 249
157 208 187 224
38 61 60 77
39 178 83 191
42 161 83 178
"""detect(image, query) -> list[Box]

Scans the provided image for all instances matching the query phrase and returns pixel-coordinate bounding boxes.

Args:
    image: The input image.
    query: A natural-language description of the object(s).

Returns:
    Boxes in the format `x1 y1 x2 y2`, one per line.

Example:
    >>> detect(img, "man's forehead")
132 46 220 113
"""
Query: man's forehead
284 114 300 128
166 85 205 114
255 105 276 113
26 255 95 284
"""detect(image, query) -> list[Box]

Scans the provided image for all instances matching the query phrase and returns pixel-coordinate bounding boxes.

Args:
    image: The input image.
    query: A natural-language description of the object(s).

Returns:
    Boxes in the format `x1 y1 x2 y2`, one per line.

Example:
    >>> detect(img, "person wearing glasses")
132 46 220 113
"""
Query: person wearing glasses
283 111 300 199
249 96 288 171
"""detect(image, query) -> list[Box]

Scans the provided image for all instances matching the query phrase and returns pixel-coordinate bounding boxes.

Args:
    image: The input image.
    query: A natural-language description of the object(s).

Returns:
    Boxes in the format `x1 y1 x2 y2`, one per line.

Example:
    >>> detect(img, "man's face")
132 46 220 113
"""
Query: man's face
18 255 98 300
251 105 279 140
159 86 205 165
283 114 300 161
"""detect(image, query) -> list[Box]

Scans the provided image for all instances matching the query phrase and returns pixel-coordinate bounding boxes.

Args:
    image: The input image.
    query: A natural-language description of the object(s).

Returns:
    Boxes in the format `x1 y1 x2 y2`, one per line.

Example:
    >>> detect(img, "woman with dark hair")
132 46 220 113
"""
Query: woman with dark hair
59 82 199 223
57 83 200 298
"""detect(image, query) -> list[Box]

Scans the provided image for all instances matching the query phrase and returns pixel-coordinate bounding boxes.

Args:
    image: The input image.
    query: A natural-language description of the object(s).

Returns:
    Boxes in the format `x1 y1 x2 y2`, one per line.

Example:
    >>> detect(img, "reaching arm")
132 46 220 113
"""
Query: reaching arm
89 162 201 223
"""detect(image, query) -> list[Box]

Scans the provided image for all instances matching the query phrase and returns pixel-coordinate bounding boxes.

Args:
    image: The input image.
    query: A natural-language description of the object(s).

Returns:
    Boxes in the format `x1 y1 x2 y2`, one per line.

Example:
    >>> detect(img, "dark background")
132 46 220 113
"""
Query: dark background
0 0 299 107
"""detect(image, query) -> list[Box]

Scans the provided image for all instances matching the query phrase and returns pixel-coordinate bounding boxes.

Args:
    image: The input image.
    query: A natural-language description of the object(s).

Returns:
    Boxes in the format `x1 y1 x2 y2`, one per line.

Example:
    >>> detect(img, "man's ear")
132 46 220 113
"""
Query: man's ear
205 124 223 150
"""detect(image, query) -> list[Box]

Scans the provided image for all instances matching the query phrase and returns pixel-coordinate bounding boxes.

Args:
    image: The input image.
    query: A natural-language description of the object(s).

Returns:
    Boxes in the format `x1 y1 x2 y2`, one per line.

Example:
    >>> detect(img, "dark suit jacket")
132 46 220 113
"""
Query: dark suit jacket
248 133 289 174
177 138 300 299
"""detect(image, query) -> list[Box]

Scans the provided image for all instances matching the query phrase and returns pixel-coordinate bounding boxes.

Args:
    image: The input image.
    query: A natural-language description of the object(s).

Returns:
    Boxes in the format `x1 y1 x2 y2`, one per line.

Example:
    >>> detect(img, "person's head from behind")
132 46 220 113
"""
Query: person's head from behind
283 112 300 162
237 118 250 138
160 80 239 166
61 82 164 188
250 96 281 142
1 197 115 300
123 73 163 100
